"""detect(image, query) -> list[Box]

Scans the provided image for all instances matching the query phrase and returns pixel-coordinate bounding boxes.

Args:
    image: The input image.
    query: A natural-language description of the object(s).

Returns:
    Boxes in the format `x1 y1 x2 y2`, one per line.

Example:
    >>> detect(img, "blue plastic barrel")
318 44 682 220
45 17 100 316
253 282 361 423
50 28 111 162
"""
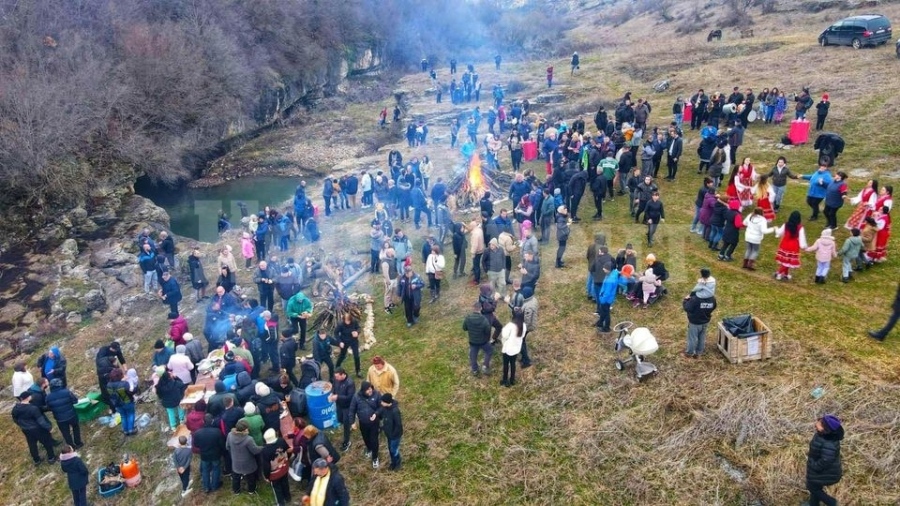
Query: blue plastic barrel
305 381 338 430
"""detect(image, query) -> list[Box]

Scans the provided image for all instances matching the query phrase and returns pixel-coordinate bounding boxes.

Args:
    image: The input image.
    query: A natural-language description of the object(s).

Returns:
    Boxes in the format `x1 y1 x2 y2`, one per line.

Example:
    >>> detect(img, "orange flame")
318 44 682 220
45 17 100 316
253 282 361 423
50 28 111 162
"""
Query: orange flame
468 152 484 191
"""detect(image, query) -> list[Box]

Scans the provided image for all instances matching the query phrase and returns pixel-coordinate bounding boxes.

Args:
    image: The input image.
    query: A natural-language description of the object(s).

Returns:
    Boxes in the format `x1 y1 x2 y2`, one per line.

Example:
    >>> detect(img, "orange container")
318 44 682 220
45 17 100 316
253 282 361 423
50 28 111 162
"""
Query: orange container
120 456 142 487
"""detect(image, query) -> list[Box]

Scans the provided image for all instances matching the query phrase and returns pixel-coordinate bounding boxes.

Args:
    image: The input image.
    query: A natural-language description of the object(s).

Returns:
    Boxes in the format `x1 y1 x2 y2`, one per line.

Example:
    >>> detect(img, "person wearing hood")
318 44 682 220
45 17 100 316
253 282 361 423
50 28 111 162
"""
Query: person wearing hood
805 414 844 506
806 228 837 283
37 346 67 388
226 419 262 494
46 378 83 449
169 315 190 346
13 390 56 465
59 444 89 505
349 381 382 469
234 371 257 406
167 345 194 385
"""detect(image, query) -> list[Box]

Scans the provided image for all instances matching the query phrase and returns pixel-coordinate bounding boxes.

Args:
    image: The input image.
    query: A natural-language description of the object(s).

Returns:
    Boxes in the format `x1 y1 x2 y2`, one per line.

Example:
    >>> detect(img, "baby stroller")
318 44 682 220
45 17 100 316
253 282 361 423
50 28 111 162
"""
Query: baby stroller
612 322 659 380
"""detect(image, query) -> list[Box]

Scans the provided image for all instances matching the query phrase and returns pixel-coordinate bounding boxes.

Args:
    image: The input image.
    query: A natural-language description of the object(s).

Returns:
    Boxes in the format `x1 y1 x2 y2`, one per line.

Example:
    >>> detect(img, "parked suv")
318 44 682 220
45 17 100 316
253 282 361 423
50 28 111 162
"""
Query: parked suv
819 14 892 49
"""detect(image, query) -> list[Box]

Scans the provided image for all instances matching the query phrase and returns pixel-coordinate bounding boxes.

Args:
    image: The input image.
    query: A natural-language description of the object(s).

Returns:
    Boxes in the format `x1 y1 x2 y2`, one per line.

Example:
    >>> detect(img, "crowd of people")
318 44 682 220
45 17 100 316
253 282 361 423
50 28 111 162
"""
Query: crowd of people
10 51 898 506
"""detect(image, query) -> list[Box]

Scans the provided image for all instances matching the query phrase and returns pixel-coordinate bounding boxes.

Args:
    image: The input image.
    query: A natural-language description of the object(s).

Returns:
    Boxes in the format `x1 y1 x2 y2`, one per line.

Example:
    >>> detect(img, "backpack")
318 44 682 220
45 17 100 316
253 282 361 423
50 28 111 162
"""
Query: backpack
268 448 289 481
479 295 497 315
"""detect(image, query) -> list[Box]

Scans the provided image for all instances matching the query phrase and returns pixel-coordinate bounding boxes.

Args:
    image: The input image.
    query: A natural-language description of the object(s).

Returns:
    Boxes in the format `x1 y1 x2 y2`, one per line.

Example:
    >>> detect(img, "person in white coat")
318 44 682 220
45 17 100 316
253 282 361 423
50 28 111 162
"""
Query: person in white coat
500 313 526 387
742 208 775 271
424 245 446 303
12 361 34 398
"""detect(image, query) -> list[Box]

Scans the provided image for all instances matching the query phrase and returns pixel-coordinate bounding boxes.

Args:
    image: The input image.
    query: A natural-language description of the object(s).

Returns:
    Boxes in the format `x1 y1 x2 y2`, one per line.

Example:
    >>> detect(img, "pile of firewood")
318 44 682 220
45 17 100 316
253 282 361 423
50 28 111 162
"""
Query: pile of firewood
447 154 513 210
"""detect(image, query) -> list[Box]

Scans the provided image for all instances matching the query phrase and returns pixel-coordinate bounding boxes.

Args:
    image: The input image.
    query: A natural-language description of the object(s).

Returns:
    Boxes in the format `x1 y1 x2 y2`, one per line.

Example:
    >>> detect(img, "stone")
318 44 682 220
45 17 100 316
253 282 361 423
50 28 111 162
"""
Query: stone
118 293 162 317
21 311 40 326
66 312 82 324
17 332 41 354
59 239 79 257
0 302 27 323
89 240 135 268
82 289 107 313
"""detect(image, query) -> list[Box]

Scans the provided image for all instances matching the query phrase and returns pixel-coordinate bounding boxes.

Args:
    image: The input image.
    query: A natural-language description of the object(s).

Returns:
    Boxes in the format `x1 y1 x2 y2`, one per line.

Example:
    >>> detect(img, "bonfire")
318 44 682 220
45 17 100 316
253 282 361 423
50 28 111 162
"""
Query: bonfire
448 152 513 209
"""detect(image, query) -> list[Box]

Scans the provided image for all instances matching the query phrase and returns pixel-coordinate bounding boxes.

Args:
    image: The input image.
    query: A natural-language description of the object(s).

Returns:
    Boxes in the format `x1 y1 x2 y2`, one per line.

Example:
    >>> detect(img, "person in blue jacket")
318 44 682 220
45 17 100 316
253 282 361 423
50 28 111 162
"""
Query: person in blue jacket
411 182 431 230
159 270 183 319
801 164 834 221
595 262 626 332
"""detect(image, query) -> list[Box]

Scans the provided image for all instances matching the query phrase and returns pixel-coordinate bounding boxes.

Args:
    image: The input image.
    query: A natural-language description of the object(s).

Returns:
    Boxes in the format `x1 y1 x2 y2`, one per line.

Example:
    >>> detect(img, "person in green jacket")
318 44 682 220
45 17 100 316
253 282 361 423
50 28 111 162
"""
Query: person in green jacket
239 402 265 446
837 228 863 283
285 291 313 349
599 152 619 201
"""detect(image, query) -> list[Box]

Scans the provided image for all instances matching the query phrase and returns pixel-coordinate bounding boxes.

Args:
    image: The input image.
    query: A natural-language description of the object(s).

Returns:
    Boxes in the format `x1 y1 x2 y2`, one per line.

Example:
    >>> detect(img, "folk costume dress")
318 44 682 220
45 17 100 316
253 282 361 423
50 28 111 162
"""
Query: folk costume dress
844 187 877 230
774 223 808 273
756 187 776 222
734 164 758 209
871 211 892 262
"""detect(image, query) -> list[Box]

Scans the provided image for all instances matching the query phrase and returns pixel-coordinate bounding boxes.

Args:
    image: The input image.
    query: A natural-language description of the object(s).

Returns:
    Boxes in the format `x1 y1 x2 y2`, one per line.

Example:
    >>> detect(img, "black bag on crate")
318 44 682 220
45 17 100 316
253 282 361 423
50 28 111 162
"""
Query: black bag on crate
722 314 754 337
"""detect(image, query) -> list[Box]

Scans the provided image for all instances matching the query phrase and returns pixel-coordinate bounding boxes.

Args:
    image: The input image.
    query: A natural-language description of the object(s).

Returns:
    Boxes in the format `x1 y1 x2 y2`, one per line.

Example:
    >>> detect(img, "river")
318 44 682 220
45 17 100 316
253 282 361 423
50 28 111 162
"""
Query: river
135 176 299 241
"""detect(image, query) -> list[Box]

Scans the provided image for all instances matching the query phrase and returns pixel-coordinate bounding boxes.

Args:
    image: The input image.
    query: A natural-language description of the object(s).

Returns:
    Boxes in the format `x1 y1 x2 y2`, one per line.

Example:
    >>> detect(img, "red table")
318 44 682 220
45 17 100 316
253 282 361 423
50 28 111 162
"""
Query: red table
522 140 538 161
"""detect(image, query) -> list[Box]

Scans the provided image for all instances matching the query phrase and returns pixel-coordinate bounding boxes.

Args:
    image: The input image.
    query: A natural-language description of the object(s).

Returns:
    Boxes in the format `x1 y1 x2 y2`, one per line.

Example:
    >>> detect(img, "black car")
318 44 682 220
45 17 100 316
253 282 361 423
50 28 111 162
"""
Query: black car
819 14 892 49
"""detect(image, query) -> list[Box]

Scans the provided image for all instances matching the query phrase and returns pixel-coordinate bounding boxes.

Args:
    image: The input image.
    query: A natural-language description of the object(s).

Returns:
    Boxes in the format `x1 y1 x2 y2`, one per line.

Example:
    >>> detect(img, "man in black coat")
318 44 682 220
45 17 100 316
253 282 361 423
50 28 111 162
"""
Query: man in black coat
869 282 900 341
46 379 83 449
375 393 404 470
665 129 683 181
278 329 299 386
463 303 493 376
328 368 356 452
96 341 126 413
303 460 351 506
159 270 182 319
566 169 588 222
12 390 57 465
193 414 226 493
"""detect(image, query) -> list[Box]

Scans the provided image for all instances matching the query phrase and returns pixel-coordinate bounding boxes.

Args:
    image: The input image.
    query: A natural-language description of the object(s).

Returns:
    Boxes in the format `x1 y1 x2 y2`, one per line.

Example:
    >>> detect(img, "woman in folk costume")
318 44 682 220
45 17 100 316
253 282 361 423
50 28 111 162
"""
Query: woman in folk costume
755 175 776 222
773 210 808 281
733 157 758 210
874 184 894 214
870 206 892 263
844 179 878 230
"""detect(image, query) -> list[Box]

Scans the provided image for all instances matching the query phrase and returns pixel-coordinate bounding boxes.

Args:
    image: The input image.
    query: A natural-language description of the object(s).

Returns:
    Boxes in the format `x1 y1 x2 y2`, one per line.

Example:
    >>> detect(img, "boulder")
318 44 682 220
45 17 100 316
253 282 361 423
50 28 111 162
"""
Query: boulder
17 332 41 354
65 312 82 324
59 239 79 257
89 239 136 268
118 293 162 317
82 289 107 313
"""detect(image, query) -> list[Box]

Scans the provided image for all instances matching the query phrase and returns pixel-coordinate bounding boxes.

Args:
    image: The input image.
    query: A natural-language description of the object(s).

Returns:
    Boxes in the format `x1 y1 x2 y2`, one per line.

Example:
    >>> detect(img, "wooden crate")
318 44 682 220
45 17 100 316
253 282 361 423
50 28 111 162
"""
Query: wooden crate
716 316 772 364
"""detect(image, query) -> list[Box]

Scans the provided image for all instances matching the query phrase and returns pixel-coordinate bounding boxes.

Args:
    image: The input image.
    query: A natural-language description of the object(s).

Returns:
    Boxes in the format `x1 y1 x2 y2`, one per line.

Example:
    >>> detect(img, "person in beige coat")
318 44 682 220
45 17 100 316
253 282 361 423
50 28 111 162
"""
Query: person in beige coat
366 356 399 397
468 219 486 285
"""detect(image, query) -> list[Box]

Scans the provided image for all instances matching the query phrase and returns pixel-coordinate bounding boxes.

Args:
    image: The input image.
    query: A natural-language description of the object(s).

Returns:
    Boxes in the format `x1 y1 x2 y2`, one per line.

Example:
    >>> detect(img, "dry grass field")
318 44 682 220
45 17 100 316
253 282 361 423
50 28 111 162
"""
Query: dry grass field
2 2 899 505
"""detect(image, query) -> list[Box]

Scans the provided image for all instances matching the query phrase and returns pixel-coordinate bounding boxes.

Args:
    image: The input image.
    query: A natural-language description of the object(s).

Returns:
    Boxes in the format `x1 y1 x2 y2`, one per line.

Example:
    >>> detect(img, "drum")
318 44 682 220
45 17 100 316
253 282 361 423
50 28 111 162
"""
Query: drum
747 110 758 123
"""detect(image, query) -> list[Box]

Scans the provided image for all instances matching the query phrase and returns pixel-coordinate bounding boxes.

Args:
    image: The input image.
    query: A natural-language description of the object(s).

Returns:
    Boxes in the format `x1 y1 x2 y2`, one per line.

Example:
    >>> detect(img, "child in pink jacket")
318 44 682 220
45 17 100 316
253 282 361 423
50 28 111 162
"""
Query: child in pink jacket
805 228 836 284
240 232 256 269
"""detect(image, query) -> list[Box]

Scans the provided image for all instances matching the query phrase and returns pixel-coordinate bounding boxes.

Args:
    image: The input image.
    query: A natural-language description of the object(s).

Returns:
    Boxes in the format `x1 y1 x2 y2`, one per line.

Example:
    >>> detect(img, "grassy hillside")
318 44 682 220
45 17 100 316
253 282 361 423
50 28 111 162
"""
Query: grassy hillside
2 2 899 505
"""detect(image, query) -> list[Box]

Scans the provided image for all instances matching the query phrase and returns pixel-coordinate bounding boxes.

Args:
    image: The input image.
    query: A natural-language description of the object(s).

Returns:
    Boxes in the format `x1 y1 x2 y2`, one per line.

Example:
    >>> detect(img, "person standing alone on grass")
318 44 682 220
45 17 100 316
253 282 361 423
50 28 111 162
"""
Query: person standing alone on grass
868 282 900 341
682 269 717 359
815 94 830 131
645 192 665 247
60 444 89 506
555 206 570 268
804 415 843 506
173 435 193 498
